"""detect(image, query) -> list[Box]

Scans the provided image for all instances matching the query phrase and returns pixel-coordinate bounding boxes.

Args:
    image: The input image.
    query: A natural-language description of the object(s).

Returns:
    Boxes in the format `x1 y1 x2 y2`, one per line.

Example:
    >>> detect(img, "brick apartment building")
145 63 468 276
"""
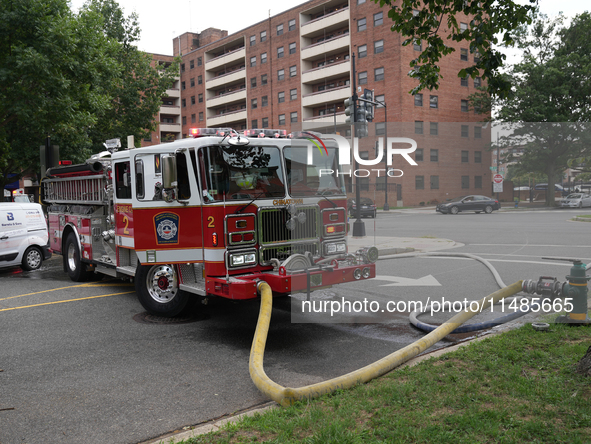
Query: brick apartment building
146 0 492 207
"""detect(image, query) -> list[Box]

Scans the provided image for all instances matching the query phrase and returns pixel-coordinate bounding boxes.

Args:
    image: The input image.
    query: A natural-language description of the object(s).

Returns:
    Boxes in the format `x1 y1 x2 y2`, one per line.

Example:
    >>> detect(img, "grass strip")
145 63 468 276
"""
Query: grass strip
178 323 591 444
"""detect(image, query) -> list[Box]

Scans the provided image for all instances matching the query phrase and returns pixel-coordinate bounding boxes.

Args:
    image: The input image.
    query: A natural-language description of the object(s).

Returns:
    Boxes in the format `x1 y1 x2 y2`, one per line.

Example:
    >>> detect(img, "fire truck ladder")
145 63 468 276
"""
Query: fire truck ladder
42 175 107 205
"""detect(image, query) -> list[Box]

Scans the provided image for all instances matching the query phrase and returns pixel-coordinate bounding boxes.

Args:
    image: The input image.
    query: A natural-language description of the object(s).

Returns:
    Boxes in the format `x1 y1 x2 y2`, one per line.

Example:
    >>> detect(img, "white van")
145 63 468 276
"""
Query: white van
0 203 52 271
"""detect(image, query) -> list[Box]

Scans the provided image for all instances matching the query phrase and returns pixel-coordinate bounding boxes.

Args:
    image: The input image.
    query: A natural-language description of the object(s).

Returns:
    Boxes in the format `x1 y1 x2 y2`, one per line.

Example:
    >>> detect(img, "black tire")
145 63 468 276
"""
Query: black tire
64 232 91 282
475 211 481 214
135 264 192 317
484 205 493 214
450 206 459 215
21 246 43 271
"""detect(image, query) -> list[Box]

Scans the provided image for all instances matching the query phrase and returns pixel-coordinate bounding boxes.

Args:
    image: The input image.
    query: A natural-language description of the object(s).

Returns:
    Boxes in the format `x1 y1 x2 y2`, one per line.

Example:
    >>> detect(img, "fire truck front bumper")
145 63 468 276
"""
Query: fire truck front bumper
205 254 377 300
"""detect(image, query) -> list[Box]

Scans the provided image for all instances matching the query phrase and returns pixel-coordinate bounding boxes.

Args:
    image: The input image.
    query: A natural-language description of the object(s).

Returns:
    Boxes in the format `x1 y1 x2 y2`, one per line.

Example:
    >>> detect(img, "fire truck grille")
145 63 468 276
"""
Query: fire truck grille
258 206 318 244
260 242 320 265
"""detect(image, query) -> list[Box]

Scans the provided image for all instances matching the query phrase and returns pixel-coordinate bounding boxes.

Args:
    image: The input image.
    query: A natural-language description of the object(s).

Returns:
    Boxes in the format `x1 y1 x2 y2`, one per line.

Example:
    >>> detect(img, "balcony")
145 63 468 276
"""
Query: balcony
205 47 246 71
206 68 246 90
207 88 247 109
207 109 247 127
159 123 181 133
303 112 347 124
165 87 180 98
302 85 350 108
160 105 181 116
300 7 349 37
302 60 350 84
301 34 350 61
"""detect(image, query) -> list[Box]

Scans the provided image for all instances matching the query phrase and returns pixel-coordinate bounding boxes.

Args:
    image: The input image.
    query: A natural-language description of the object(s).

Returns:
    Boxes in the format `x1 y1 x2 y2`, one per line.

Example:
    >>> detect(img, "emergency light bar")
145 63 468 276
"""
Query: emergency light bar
189 127 233 138
243 129 288 138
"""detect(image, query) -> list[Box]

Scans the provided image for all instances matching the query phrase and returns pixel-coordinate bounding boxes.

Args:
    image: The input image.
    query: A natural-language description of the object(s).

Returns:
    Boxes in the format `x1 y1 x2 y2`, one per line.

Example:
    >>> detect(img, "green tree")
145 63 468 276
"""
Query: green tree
371 0 537 97
498 13 591 206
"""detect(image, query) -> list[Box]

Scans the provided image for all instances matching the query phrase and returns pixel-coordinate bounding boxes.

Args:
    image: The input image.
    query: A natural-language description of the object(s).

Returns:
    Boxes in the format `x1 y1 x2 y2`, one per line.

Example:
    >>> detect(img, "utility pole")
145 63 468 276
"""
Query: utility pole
372 97 388 210
350 54 365 237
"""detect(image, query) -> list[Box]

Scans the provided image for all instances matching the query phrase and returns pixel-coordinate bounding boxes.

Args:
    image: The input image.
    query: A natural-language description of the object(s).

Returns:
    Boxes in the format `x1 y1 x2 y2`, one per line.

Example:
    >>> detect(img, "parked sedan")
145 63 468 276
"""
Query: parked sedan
436 195 500 214
348 197 377 218
560 193 591 208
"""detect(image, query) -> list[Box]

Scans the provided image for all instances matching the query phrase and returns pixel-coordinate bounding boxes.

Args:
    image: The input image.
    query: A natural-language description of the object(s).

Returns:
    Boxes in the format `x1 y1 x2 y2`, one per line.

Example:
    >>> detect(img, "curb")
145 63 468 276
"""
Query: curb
573 217 591 222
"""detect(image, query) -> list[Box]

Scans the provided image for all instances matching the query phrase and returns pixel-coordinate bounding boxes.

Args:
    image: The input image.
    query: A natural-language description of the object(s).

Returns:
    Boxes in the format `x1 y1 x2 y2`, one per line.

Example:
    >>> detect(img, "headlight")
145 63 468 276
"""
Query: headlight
229 252 257 267
324 241 347 255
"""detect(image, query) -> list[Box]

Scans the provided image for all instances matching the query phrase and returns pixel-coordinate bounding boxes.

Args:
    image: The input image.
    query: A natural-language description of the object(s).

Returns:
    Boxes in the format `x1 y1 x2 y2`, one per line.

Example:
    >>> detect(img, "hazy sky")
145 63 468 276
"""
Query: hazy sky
68 0 589 56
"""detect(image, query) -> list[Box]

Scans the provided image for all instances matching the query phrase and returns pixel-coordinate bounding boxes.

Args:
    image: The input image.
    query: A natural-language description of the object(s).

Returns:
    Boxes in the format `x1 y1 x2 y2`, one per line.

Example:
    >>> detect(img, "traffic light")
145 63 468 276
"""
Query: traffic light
355 100 368 138
344 96 355 124
362 89 374 122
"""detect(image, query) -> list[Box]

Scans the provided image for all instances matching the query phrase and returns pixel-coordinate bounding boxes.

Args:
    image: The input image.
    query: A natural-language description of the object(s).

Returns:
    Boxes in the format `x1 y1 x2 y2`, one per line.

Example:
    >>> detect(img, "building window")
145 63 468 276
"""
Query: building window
358 18 367 32
474 77 481 88
277 23 283 35
358 71 367 85
181 81 186 90
358 45 367 59
374 40 384 54
460 48 468 61
191 96 195 105
262 117 269 128
191 113 196 123
461 150 469 162
277 46 284 58
250 56 256 67
430 122 438 135
290 111 298 123
460 22 468 31
374 12 383 26
475 175 483 189
375 94 385 107
415 148 423 162
251 98 257 109
261 52 267 64
415 175 425 190
461 76 468 87
358 0 366 4
430 149 439 162
251 77 257 88
290 88 297 100
415 121 423 134
279 114 286 125
474 126 482 139
289 65 297 77
278 69 285 80
197 57 202 66
250 35 256 46
415 94 423 106
190 59 194 69
473 50 481 63
190 78 195 87
197 75 202 85
181 63 185 73
278 91 285 103
252 119 258 128
461 125 469 138
288 19 296 31
199 112 203 121
475 151 482 163
461 175 469 189
182 98 186 107
375 67 384 81
430 175 439 190
430 95 438 108
289 42 296 54
262 95 268 107
413 39 422 51
375 122 386 135
260 31 267 42
461 100 469 112
261 74 268 85
198 93 203 103
182 116 186 125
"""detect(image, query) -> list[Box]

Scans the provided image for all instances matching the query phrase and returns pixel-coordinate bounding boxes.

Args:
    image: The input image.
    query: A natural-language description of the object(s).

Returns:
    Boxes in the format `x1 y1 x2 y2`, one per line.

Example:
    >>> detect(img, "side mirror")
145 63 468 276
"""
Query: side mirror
161 155 177 203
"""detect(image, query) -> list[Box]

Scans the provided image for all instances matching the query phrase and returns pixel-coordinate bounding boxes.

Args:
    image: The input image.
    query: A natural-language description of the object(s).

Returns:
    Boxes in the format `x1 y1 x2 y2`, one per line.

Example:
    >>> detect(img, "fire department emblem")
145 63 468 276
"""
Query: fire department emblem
154 212 179 245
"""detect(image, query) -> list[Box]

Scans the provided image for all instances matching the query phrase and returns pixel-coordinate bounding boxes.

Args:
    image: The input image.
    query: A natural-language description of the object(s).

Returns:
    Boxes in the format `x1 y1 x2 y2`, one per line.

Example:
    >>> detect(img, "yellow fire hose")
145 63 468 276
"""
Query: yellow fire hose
250 280 523 406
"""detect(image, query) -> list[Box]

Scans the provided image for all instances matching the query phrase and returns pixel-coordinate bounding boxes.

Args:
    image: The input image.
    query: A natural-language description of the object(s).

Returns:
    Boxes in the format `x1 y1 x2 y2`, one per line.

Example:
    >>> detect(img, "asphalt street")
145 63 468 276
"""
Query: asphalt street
1 207 590 444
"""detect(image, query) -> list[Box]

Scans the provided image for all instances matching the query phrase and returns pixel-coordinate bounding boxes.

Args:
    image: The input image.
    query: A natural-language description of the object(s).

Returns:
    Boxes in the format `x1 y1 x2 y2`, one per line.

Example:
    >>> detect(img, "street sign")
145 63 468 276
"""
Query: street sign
493 174 504 184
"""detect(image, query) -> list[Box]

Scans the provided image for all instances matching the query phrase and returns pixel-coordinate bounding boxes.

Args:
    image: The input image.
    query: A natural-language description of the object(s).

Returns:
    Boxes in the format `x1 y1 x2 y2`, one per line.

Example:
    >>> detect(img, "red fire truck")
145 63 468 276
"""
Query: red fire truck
41 129 377 317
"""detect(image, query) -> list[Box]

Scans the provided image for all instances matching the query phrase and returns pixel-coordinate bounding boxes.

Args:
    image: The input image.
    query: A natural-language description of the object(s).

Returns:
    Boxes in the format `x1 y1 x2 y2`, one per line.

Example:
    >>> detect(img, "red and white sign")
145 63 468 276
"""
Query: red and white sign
493 174 504 184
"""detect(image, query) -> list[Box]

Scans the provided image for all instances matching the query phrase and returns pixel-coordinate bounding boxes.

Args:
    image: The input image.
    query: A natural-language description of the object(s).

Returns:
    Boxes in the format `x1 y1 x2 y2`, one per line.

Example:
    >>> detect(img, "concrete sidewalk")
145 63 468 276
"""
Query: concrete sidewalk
348 234 461 255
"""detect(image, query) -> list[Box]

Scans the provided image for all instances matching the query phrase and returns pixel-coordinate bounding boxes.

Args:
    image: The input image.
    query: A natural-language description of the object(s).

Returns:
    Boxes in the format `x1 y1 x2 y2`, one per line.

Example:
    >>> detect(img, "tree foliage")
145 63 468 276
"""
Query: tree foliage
0 0 178 190
497 13 591 206
371 0 537 97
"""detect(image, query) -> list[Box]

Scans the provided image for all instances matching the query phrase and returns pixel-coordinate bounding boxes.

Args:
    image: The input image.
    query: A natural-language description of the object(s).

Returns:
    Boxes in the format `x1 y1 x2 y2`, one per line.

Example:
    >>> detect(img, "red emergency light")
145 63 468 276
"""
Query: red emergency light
243 129 287 138
59 160 73 166
189 128 233 138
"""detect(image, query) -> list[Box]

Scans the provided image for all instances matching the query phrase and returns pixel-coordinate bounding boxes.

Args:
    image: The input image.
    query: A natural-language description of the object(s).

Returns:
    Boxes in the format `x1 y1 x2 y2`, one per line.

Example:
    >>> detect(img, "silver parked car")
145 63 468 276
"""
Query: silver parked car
560 193 591 208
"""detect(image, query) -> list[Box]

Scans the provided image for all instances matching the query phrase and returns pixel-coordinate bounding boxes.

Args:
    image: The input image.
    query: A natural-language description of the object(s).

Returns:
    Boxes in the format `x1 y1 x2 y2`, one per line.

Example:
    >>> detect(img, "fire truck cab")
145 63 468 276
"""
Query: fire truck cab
42 129 377 317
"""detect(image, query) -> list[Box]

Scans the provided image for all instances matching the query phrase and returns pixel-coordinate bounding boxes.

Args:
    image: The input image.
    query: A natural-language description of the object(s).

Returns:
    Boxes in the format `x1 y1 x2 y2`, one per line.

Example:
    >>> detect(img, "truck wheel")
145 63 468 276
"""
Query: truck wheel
65 232 90 282
135 264 192 317
22 246 43 271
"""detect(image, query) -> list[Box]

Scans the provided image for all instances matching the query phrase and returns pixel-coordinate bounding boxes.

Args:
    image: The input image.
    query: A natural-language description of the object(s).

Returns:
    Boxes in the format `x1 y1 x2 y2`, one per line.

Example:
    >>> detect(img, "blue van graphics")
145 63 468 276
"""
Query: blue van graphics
154 212 179 245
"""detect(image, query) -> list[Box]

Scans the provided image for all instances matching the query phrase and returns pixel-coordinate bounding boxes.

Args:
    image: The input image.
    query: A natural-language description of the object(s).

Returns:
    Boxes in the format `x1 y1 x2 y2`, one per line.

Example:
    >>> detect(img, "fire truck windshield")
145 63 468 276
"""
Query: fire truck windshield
284 146 346 197
197 146 285 202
